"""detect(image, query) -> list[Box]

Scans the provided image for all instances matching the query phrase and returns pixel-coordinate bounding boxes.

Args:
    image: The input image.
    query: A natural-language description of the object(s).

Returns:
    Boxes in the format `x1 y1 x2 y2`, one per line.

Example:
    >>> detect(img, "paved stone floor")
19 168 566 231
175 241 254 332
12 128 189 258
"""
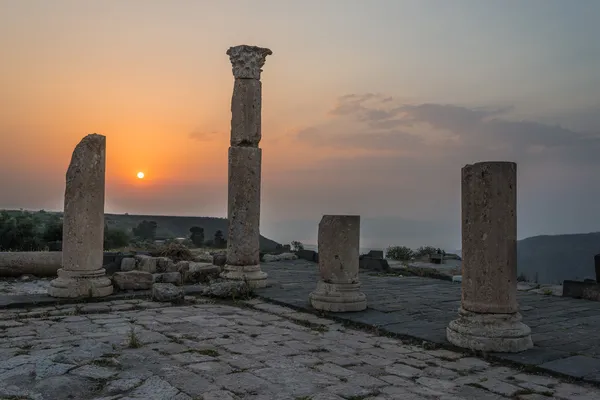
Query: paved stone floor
1 297 599 400
257 260 600 383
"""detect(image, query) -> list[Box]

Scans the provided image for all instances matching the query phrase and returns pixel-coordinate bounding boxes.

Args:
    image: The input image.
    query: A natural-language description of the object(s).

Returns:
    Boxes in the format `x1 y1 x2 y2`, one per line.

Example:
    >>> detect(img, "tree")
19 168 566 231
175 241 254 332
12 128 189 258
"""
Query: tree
189 226 205 247
385 246 414 261
213 230 225 248
0 211 43 251
42 216 63 243
132 220 157 241
414 246 437 259
104 226 130 250
290 241 304 252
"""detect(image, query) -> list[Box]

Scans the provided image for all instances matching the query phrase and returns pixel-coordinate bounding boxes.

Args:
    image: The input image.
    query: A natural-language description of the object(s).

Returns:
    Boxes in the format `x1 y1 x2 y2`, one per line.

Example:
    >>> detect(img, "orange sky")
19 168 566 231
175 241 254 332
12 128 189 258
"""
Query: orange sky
2 1 600 249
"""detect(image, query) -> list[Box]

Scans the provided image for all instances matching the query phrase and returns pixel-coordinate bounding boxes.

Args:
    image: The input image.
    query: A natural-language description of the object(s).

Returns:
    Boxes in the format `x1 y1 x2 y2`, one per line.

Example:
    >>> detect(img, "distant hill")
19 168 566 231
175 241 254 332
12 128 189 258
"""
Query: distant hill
456 232 600 284
2 210 281 251
516 232 600 284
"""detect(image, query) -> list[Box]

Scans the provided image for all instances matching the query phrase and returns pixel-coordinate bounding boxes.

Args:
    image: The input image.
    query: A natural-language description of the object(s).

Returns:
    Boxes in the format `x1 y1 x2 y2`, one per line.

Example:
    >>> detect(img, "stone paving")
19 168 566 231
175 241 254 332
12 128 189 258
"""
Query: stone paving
257 260 600 383
1 297 599 400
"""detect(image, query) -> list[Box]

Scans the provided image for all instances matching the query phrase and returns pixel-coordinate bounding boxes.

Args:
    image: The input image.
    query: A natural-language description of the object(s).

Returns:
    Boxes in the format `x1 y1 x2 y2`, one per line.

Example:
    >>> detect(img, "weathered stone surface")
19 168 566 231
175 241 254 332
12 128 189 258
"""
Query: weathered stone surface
153 272 182 285
0 298 598 398
120 258 136 272
152 283 184 303
175 261 190 273
563 280 600 301
359 257 390 272
447 308 533 353
155 257 175 273
309 215 366 312
226 44 272 80
225 146 261 267
222 147 267 288
113 271 153 290
135 255 157 273
231 79 262 147
317 215 360 284
461 162 518 314
0 251 62 277
48 134 113 298
212 254 226 267
447 161 532 353
262 253 297 263
296 249 318 263
183 262 220 284
193 252 213 263
202 279 252 299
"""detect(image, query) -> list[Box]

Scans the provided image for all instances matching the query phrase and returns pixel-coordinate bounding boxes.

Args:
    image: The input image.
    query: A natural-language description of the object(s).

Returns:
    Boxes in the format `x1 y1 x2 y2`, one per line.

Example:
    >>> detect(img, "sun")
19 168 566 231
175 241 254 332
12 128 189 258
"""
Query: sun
137 172 145 179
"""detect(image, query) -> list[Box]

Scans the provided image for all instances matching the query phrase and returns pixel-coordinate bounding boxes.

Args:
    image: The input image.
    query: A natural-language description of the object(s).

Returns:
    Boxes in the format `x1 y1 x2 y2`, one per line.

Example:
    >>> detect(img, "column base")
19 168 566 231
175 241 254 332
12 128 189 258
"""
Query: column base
446 307 533 353
309 280 367 312
220 264 268 288
48 268 113 298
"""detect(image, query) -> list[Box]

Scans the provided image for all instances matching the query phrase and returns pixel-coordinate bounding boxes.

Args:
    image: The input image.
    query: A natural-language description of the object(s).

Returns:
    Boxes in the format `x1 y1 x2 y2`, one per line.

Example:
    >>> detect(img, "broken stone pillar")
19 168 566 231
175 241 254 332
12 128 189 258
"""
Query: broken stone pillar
447 161 532 352
48 134 113 298
309 215 367 312
220 45 272 288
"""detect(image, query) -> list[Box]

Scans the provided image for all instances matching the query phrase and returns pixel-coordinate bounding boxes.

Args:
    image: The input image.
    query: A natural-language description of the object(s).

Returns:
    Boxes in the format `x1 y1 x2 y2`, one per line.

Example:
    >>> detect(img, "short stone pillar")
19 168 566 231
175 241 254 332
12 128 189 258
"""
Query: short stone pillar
309 215 367 312
48 134 113 298
220 45 272 288
447 161 532 352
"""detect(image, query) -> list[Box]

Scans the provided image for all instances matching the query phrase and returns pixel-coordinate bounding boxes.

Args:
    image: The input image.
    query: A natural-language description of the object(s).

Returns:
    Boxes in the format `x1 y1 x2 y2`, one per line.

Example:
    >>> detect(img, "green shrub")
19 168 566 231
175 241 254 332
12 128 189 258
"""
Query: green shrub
385 246 414 261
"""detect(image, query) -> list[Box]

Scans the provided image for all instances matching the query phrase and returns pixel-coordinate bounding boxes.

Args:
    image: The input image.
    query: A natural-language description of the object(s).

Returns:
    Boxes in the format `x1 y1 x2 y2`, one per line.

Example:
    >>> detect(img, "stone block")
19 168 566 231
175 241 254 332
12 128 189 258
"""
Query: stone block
367 250 384 259
136 255 157 273
152 283 184 303
121 257 136 272
156 257 175 273
296 249 318 263
193 252 213 263
113 271 153 290
183 262 221 284
563 280 600 301
359 257 390 272
213 254 227 267
153 272 183 286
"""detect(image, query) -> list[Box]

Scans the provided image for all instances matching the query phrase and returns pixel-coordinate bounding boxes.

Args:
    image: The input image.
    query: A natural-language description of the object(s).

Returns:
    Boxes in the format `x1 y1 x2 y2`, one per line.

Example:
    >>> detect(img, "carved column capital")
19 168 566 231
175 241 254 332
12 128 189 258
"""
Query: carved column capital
227 45 272 80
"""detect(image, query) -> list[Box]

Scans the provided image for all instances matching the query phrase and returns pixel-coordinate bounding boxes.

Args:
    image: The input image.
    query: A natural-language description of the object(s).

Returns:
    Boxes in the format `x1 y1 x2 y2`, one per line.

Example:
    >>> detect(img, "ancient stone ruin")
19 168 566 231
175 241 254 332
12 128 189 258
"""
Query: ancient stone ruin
47 134 113 298
220 45 272 288
309 215 367 312
446 161 533 352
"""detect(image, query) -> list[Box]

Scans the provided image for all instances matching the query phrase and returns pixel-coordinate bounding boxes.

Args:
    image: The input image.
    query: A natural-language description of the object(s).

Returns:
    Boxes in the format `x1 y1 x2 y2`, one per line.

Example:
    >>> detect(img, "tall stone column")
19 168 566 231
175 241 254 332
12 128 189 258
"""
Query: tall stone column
309 215 367 312
447 161 532 352
220 45 272 288
48 134 113 298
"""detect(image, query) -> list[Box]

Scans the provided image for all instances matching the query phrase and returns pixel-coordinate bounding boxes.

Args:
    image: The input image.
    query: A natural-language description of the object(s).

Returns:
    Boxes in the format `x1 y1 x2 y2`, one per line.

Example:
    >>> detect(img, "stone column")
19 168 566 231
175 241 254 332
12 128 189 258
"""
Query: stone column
220 45 272 288
48 134 113 298
309 215 367 312
446 161 532 352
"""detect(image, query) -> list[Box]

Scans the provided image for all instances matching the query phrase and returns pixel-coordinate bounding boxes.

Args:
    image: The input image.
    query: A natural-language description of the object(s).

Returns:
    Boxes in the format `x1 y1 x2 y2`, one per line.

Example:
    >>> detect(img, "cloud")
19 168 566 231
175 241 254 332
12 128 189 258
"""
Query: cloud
297 94 600 166
189 130 222 141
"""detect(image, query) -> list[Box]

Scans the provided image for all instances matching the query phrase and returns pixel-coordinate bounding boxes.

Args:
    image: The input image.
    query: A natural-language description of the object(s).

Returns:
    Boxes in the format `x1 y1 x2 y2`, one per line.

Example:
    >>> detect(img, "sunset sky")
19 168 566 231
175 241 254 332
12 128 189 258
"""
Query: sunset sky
1 0 599 250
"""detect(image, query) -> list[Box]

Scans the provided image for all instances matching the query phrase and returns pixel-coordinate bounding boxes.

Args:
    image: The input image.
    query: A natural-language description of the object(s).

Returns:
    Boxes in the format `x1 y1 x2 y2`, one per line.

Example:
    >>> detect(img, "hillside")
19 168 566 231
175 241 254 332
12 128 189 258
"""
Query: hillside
3 210 281 251
516 232 600 284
